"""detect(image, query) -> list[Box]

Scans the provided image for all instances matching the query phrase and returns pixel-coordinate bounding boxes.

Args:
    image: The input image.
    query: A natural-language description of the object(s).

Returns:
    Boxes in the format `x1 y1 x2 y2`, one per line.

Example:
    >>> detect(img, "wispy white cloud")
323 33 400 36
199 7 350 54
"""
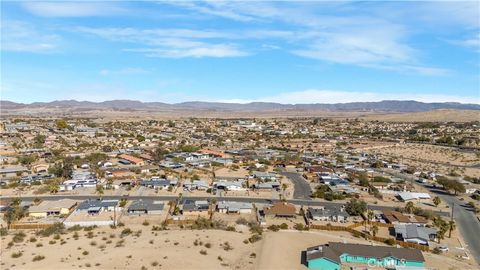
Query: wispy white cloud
0 20 61 53
125 44 248 58
77 26 249 58
166 1 258 22
163 2 452 75
293 27 412 65
21 2 125 17
99 68 150 76
452 33 480 51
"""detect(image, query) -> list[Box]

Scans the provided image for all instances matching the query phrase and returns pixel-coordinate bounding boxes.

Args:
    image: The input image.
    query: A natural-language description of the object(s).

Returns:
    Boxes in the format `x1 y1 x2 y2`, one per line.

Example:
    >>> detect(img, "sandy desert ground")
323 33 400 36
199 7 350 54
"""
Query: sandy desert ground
362 109 480 122
3 108 478 122
370 143 480 178
1 226 477 270
1 225 261 270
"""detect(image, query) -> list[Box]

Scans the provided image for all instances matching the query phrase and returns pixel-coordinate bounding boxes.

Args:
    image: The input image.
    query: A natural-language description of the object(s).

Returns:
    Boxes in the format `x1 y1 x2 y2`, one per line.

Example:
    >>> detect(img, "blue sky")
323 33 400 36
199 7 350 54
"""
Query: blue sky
1 1 479 104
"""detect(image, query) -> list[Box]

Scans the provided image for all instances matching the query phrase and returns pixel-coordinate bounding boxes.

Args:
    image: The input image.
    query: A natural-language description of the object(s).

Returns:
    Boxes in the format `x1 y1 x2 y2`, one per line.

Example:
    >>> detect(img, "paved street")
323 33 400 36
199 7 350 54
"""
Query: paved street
384 169 480 265
2 194 450 215
280 171 312 200
428 188 480 265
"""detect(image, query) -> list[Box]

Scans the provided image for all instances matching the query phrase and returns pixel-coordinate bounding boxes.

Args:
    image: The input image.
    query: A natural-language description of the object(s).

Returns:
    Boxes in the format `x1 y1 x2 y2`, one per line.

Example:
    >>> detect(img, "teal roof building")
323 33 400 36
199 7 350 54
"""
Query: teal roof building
306 242 425 270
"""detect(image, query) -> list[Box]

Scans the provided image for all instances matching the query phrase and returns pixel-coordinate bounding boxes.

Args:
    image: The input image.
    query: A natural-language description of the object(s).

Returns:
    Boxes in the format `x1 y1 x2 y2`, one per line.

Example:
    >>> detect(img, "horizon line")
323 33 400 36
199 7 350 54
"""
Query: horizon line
2 99 479 106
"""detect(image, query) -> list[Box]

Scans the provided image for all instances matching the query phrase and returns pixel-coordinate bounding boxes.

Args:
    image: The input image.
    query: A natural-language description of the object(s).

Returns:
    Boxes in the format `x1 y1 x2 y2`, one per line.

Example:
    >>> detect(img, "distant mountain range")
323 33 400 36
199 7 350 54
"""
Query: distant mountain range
1 99 479 112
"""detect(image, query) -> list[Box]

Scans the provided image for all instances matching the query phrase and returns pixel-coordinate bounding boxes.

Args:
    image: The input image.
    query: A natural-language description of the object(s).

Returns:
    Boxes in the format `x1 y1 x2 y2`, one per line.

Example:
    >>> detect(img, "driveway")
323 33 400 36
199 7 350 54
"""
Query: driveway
280 171 312 200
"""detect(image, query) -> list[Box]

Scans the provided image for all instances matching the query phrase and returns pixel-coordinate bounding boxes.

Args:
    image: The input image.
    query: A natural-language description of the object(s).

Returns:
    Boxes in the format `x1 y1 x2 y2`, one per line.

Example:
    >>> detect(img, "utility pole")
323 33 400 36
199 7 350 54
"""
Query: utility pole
365 206 368 239
451 203 454 221
113 205 116 227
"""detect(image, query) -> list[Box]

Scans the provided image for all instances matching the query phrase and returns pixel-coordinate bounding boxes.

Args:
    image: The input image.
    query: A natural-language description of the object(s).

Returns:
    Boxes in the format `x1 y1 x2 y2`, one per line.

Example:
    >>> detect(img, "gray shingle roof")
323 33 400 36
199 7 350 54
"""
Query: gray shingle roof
128 199 164 212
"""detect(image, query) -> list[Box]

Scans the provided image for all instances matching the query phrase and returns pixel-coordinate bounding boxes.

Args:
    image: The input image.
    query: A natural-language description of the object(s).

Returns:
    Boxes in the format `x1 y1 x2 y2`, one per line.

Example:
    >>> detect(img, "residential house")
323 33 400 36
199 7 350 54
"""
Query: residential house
325 178 350 188
216 201 253 214
200 149 227 158
118 154 145 166
61 170 97 190
105 169 134 178
76 199 119 214
108 179 135 189
0 167 28 177
140 165 158 174
383 210 428 226
127 199 164 215
306 165 333 174
184 152 210 161
179 199 210 216
183 180 210 191
397 192 431 202
306 242 425 270
253 181 280 191
307 206 349 223
252 171 277 181
213 180 245 191
29 199 77 218
64 199 119 227
140 179 176 190
159 161 184 169
264 202 296 218
394 224 437 246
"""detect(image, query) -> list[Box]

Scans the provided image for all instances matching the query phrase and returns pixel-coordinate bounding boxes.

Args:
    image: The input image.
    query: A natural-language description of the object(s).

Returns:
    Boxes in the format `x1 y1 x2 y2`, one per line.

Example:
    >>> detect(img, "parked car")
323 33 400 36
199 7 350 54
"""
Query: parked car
438 245 449 252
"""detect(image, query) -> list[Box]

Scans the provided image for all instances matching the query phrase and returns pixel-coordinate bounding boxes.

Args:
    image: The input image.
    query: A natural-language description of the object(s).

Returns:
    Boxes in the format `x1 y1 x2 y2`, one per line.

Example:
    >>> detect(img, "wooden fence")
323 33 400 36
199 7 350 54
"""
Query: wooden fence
348 221 393 229
10 223 54 230
309 224 429 252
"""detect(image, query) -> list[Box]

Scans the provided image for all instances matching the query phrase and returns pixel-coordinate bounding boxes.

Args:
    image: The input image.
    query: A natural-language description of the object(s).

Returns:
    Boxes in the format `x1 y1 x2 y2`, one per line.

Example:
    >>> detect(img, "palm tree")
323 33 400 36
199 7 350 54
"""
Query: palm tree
96 185 104 197
281 183 288 200
367 210 375 224
437 226 447 243
371 224 379 237
3 208 16 229
49 182 59 194
433 196 441 207
11 198 22 206
404 201 415 214
448 220 456 238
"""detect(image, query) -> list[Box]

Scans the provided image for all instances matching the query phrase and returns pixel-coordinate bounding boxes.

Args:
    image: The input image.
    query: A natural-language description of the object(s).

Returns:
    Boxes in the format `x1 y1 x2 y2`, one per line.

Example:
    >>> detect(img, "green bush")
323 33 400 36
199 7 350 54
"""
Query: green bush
37 223 65 237
11 251 23 258
267 225 280 232
13 231 26 243
67 225 83 232
0 226 8 236
235 217 248 225
248 223 263 235
384 238 396 246
190 217 226 230
294 223 307 231
248 234 262 243
121 228 132 237
32 255 45 261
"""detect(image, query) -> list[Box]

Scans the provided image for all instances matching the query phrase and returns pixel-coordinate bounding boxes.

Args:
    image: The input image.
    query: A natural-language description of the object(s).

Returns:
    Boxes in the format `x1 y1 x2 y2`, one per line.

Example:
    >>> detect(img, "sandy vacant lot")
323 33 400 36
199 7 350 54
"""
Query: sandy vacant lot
2 227 477 270
370 143 480 178
256 230 477 270
1 226 261 270
363 109 480 122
